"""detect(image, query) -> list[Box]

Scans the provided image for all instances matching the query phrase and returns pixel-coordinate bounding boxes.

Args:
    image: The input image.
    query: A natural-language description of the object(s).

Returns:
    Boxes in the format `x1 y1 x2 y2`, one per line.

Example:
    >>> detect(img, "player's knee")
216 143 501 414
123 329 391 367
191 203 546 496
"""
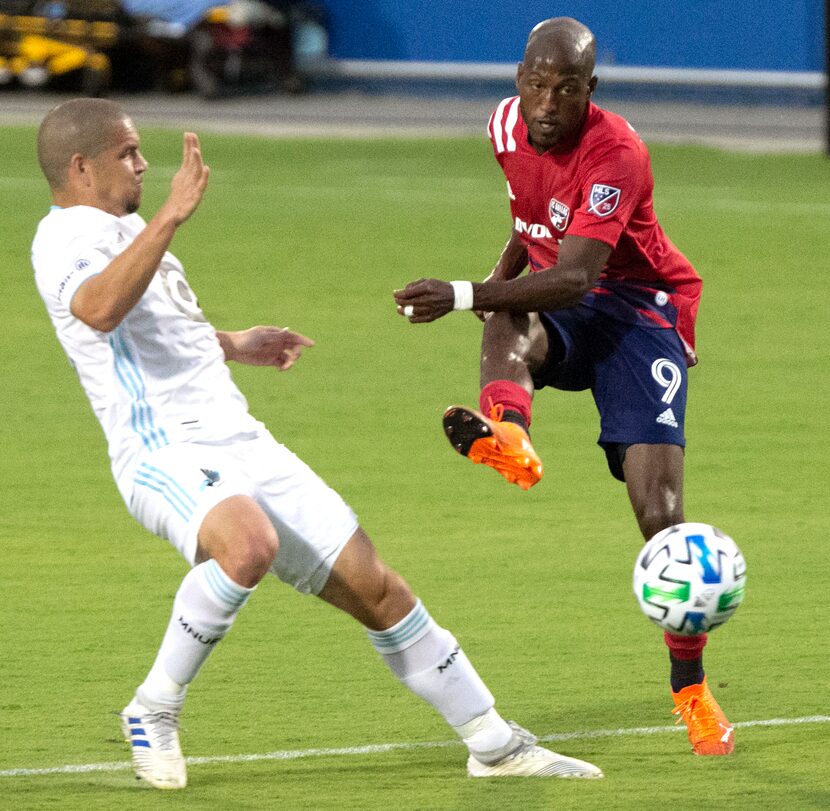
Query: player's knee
634 501 684 542
485 310 529 342
223 525 279 587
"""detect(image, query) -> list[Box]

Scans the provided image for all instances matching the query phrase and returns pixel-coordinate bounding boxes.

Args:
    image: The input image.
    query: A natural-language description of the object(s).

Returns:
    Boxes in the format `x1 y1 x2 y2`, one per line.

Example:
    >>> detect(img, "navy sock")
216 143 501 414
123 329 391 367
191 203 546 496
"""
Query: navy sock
500 408 528 432
670 652 705 692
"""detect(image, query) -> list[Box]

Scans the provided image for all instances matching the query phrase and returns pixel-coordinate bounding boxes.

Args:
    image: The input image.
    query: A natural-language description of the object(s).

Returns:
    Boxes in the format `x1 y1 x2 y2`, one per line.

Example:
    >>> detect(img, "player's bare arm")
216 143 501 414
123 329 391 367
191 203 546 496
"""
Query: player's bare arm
71 133 210 332
474 230 530 320
394 235 611 323
217 326 315 370
486 230 530 283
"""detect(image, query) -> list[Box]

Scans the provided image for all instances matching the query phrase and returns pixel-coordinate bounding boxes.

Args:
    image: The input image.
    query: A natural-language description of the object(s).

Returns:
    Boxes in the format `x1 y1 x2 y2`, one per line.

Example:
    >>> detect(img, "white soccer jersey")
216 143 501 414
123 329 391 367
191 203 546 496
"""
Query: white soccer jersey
32 205 261 485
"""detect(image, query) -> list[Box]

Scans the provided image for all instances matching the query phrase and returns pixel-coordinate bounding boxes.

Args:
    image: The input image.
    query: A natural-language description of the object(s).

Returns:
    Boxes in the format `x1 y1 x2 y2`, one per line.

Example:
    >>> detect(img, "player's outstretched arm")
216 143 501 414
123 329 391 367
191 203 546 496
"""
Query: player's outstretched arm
394 235 610 323
393 230 529 324
70 133 210 333
217 326 315 370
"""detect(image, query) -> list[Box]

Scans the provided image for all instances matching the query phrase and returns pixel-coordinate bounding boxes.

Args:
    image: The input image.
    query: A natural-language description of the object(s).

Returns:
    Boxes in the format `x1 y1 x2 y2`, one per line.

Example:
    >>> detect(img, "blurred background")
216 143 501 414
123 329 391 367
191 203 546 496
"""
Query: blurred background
0 0 826 152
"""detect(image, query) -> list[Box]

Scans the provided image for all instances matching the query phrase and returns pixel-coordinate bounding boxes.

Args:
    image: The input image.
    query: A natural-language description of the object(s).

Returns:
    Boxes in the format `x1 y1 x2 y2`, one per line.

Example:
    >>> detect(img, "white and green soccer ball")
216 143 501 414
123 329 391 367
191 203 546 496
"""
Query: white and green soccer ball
633 522 746 635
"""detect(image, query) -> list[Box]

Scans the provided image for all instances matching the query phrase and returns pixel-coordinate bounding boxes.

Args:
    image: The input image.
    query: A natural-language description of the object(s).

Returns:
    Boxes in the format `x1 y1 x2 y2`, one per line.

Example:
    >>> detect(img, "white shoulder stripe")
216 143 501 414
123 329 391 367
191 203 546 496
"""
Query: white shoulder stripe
491 97 520 155
504 97 519 152
491 97 512 154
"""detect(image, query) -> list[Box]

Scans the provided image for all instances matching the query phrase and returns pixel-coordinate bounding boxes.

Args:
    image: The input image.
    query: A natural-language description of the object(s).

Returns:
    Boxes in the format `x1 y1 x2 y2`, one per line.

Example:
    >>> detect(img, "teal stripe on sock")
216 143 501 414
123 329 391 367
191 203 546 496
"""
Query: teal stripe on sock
368 601 431 653
203 560 251 610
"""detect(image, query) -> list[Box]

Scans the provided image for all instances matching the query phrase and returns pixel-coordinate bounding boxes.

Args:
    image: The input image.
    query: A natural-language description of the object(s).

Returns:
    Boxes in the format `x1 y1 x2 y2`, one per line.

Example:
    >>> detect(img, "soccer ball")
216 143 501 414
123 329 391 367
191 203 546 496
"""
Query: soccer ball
633 522 746 635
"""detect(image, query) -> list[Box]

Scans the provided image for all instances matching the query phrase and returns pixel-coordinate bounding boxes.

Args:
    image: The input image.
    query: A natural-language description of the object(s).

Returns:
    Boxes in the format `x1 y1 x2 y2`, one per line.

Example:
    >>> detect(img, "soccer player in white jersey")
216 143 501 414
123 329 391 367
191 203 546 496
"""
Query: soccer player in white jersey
30 98 603 789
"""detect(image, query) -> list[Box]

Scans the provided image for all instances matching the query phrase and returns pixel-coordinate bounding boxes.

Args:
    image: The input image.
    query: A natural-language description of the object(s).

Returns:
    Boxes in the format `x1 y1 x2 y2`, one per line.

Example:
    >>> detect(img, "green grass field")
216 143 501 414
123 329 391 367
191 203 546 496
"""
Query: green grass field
1 122 828 810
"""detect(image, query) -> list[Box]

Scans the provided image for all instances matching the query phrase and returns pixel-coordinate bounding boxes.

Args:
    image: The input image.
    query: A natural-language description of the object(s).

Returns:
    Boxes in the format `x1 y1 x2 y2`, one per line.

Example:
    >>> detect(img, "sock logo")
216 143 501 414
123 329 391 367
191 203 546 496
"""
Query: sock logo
437 645 460 673
178 615 221 645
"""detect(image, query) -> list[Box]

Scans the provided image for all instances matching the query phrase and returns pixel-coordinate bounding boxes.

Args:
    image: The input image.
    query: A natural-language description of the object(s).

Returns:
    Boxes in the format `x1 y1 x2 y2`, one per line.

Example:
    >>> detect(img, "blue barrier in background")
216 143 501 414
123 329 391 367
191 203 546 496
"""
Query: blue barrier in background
321 0 824 72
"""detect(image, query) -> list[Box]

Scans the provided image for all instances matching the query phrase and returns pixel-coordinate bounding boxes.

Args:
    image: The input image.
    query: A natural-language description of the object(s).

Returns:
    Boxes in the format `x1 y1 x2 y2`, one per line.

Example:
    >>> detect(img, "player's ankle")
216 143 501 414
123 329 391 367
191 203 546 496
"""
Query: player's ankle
454 707 514 763
500 408 529 432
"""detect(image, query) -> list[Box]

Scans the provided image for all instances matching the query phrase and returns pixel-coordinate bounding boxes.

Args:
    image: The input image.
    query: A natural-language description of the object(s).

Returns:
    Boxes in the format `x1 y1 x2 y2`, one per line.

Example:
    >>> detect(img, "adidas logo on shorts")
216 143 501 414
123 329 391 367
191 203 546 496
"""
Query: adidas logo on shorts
656 408 679 428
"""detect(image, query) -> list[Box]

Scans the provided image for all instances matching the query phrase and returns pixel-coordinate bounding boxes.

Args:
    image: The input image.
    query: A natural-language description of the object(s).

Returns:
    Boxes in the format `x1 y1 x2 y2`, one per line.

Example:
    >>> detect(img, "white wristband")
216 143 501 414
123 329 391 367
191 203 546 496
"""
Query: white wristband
450 280 474 311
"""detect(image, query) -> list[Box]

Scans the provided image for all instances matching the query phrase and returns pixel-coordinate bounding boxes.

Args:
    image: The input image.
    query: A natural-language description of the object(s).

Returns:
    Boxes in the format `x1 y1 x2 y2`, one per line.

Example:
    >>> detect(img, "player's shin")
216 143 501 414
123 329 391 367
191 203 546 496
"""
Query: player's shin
137 559 255 710
366 600 515 761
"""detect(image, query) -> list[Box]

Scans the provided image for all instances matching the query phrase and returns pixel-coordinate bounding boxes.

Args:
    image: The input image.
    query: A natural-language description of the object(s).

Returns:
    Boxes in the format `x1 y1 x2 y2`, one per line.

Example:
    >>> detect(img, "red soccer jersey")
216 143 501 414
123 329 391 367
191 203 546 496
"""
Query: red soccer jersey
487 98 702 364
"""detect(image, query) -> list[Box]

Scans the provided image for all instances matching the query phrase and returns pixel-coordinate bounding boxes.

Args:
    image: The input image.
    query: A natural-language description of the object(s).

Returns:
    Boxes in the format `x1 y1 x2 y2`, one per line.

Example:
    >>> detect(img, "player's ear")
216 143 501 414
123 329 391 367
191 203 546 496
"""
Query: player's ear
588 75 598 96
516 62 524 92
69 153 92 187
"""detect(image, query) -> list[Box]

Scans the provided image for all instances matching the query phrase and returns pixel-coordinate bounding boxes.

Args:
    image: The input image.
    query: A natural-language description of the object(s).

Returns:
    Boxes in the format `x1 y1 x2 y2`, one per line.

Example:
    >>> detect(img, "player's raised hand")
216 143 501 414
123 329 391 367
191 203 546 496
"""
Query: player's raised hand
219 326 315 370
163 132 210 225
393 278 456 323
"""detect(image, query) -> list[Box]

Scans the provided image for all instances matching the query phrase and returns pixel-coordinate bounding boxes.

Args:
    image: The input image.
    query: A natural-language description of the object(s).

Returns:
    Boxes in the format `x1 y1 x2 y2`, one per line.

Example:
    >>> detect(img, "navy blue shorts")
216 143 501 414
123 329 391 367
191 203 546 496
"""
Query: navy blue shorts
532 305 688 481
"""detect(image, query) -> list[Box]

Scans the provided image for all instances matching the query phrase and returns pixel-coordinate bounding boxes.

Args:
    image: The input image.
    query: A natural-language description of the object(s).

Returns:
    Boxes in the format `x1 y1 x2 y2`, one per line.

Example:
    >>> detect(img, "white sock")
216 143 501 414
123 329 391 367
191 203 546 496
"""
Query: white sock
137 559 254 711
367 599 513 757
453 707 518 764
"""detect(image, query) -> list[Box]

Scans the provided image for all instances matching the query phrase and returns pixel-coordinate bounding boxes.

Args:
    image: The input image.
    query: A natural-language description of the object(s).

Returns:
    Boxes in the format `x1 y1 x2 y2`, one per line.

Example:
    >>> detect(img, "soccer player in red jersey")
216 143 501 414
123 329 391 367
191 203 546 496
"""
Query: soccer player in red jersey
394 17 734 756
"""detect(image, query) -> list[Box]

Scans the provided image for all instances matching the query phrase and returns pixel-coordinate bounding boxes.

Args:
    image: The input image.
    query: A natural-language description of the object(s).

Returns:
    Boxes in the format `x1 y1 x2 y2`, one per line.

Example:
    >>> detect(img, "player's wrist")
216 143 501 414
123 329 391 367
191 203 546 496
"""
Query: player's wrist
450 280 475 311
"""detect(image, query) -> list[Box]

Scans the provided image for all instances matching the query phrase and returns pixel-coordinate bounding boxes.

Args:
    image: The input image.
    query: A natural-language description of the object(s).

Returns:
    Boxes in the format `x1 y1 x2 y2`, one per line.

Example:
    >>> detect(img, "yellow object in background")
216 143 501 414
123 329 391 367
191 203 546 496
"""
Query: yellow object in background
11 34 110 80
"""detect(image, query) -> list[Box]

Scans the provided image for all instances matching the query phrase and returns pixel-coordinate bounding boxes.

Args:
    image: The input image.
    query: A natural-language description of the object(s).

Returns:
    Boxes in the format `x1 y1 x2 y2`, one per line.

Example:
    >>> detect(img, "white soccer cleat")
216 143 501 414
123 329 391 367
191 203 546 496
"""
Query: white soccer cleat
119 698 187 789
467 722 603 779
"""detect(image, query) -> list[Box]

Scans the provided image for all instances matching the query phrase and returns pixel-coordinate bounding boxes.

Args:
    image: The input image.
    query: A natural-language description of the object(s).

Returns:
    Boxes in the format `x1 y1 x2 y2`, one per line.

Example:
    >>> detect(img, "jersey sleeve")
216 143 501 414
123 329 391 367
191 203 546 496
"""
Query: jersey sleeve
33 219 119 313
566 138 647 249
49 246 110 311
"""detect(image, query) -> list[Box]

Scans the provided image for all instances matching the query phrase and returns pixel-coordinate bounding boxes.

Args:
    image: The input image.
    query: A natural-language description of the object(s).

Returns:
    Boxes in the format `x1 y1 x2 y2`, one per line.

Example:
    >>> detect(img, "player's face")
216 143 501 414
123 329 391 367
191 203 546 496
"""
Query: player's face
86 118 148 216
517 58 596 154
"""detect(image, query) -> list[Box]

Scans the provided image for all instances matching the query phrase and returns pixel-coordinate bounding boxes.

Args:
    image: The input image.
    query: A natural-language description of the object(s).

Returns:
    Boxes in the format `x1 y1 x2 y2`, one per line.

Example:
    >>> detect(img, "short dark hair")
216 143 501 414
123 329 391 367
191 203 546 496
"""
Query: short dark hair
37 98 130 189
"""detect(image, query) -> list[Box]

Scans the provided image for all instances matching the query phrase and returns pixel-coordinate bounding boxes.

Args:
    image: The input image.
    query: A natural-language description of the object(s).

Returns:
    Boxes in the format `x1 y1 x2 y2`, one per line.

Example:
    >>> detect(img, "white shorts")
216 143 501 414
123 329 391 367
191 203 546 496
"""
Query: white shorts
119 430 359 595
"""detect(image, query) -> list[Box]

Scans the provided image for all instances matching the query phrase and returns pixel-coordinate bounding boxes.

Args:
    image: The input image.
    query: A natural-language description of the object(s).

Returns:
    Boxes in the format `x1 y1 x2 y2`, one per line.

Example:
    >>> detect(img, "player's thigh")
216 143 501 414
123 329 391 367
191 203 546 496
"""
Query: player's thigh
482 310 549 370
124 442 258 565
236 431 359 596
592 323 689 451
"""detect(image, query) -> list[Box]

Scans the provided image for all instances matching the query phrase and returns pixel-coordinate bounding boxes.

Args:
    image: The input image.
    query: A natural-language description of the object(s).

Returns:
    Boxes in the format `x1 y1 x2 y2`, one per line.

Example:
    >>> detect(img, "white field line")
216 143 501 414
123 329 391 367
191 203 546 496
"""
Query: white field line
1 715 828 779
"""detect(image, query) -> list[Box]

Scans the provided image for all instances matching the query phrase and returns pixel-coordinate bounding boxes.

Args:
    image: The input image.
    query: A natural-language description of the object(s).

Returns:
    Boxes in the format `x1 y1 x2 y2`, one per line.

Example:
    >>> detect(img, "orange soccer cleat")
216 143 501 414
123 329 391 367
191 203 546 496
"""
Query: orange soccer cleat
671 678 735 755
442 404 543 490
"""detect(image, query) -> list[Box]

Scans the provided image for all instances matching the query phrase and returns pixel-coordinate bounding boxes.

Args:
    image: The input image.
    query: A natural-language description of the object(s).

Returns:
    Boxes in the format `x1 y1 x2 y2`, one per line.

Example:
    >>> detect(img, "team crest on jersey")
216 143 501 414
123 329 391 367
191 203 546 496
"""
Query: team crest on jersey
548 197 570 231
588 184 621 217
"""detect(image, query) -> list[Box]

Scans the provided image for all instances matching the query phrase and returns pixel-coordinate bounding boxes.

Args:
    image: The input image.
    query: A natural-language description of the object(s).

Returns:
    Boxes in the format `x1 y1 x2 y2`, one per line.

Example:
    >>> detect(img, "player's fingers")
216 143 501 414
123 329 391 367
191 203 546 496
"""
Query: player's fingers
278 346 302 369
282 330 315 347
182 132 195 164
183 133 205 175
393 279 429 300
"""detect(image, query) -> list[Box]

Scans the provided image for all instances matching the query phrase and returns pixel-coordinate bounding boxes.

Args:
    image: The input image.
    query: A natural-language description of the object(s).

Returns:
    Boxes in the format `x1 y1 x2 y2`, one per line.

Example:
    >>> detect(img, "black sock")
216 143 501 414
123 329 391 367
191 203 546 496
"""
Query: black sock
500 409 528 432
670 652 705 692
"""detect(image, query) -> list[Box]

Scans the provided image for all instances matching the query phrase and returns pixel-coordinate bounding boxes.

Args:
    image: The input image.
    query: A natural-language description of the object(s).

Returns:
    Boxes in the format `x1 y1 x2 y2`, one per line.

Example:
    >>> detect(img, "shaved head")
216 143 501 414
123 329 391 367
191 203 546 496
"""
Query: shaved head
523 17 596 79
515 17 598 153
37 98 131 190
